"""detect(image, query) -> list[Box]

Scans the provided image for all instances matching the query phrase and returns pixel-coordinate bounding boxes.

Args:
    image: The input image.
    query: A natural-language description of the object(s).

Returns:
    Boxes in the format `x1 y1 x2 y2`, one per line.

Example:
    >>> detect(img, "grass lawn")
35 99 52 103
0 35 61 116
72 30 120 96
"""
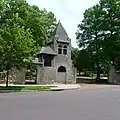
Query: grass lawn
0 86 56 92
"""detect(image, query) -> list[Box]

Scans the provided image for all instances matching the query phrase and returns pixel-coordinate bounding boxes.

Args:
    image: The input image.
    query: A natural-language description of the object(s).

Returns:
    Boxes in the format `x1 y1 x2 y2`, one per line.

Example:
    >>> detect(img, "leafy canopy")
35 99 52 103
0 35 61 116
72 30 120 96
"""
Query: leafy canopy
0 0 56 71
76 0 120 79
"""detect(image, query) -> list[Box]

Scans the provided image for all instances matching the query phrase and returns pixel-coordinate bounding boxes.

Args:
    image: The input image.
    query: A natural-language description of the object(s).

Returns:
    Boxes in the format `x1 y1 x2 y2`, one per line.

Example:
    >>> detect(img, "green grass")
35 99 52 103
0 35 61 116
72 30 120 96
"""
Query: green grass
0 86 56 92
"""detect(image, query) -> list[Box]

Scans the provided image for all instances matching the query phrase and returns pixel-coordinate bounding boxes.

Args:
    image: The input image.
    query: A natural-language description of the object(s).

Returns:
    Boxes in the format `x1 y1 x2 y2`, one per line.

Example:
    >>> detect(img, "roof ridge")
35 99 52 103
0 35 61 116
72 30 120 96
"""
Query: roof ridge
54 21 68 37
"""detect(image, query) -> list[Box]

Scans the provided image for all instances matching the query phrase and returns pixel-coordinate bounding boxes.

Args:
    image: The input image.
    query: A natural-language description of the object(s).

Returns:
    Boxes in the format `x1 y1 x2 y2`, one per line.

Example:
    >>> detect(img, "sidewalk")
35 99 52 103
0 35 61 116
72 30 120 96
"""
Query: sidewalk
51 84 81 91
80 84 119 89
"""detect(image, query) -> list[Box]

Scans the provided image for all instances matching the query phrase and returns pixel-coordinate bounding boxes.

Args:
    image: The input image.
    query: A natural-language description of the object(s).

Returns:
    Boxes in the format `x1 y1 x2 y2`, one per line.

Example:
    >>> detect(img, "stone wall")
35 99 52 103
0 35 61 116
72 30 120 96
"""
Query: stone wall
37 61 76 84
0 68 26 84
9 68 25 84
37 66 56 84
54 57 76 84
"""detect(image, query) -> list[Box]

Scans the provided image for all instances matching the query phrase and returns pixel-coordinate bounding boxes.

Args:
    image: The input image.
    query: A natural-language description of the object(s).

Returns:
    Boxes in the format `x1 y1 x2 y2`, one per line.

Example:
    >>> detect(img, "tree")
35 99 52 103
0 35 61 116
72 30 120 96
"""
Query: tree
0 0 56 86
1 0 56 47
76 0 120 81
99 0 120 63
0 15 35 87
76 4 104 80
71 47 79 66
71 48 93 75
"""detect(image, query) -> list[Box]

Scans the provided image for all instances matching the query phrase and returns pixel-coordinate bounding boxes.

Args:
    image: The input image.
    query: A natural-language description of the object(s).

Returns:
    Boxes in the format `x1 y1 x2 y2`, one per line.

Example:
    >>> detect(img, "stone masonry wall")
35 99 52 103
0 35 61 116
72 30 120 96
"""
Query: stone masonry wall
37 66 56 84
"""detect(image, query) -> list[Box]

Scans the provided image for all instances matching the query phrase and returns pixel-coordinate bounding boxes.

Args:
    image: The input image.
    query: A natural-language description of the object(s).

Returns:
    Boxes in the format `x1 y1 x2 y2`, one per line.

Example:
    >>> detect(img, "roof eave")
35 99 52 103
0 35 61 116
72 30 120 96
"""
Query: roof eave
57 39 70 43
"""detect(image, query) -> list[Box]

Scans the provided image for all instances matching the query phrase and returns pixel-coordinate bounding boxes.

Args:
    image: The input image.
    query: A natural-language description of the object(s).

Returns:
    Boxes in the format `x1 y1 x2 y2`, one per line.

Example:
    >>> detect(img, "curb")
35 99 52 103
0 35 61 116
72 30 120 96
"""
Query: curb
0 89 53 93
50 86 81 91
0 87 81 93
0 84 81 93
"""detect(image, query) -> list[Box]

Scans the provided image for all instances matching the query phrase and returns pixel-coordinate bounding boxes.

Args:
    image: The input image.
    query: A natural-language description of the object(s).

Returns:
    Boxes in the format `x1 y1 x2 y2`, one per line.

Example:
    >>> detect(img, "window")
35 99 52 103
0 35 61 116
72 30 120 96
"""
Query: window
58 45 62 48
43 55 52 66
58 44 62 54
64 45 67 49
58 48 62 54
63 49 67 55
63 45 67 55
58 44 68 55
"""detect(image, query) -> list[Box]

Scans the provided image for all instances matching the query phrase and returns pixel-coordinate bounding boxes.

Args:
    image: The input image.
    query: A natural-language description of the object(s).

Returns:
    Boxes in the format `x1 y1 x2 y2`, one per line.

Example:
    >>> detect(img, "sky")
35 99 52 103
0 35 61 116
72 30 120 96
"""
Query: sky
27 0 100 48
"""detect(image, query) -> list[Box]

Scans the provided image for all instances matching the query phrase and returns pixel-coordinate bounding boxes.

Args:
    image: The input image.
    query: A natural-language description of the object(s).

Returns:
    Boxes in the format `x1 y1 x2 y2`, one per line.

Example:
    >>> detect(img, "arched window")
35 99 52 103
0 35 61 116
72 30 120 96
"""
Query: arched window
57 66 66 72
58 45 62 48
64 45 67 49
58 44 62 54
63 45 67 55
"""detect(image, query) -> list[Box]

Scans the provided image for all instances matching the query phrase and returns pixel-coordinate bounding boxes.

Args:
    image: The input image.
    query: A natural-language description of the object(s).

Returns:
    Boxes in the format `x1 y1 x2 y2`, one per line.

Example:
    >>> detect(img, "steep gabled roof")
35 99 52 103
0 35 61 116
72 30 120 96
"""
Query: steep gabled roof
54 21 68 41
37 46 57 55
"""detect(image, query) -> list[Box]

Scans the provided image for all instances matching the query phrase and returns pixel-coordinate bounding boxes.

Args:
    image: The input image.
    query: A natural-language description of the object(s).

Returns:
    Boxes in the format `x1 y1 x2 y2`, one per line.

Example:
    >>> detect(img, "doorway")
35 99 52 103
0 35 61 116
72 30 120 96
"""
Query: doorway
57 66 66 83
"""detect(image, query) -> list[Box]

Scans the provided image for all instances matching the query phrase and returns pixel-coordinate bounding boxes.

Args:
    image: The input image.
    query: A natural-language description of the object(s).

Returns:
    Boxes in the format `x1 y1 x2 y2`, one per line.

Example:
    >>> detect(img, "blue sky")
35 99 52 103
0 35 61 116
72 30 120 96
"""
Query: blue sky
27 0 99 48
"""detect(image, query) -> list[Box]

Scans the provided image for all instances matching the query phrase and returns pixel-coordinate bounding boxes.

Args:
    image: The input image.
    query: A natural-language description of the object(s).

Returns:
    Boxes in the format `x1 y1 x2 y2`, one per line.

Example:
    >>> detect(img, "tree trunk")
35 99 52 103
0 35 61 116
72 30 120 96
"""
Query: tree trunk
107 62 111 84
96 60 100 83
79 70 81 76
84 69 87 76
6 70 9 87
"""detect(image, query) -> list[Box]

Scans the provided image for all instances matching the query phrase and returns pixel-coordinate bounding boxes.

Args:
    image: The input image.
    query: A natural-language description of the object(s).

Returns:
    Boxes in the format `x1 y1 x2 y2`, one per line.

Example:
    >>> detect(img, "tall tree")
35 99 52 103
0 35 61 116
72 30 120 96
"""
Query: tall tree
99 0 120 64
0 0 56 86
76 0 120 81
1 0 56 47
0 14 35 87
76 4 104 80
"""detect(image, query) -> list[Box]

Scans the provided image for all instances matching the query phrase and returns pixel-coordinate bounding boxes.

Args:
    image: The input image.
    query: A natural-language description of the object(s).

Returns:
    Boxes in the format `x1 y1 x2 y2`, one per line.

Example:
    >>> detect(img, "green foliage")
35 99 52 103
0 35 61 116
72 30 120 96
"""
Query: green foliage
0 19 35 70
76 0 120 80
71 48 93 72
25 63 36 81
0 0 56 65
1 0 56 47
0 0 56 86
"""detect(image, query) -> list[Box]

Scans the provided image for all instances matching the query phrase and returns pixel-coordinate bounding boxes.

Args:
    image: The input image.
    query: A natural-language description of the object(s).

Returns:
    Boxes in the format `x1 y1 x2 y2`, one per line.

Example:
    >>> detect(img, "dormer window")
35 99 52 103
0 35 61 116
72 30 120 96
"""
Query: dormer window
58 44 62 54
63 45 67 55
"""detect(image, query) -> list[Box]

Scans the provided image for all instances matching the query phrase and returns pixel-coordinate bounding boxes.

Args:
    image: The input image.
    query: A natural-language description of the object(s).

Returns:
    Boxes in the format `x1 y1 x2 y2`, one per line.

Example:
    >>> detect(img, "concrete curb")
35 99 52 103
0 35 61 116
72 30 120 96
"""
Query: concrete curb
0 88 80 93
0 84 81 93
50 88 80 91
0 89 52 93
50 84 81 91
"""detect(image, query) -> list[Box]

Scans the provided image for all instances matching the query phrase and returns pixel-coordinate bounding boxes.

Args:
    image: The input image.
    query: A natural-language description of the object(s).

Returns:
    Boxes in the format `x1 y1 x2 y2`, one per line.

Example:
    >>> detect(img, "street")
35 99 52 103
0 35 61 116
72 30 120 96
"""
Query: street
0 86 120 120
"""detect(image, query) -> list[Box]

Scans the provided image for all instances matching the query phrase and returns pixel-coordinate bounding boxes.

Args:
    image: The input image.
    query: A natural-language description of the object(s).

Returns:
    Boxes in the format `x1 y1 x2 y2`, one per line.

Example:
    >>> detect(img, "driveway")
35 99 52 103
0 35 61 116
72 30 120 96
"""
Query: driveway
0 86 120 120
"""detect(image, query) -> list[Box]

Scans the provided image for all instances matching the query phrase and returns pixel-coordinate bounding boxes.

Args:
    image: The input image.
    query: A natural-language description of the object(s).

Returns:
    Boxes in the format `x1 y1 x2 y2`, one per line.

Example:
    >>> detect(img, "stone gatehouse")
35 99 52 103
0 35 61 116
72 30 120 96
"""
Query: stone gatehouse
35 21 76 84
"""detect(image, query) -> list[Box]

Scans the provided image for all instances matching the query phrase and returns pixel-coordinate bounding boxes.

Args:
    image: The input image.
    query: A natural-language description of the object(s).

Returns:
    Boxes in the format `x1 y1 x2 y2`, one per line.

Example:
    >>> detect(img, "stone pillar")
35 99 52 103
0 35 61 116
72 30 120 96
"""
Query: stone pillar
109 65 116 84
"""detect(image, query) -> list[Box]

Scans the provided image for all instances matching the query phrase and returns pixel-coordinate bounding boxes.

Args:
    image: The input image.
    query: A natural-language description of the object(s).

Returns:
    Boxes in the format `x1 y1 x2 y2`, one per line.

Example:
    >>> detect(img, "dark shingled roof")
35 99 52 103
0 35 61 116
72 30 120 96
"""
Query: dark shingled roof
37 46 57 55
54 21 69 42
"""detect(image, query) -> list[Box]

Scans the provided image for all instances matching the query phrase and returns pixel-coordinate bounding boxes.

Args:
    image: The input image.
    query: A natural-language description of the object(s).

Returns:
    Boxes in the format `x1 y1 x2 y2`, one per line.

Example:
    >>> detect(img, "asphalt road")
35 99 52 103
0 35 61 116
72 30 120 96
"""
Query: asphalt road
0 87 120 120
